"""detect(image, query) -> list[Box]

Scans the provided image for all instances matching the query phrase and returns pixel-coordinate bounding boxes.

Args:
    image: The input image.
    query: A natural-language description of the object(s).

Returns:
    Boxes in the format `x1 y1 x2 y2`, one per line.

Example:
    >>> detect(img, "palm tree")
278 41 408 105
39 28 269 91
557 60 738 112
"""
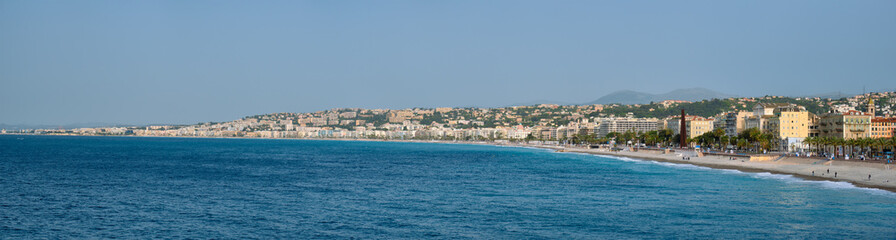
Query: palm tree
846 138 857 158
871 138 884 159
737 138 749 151
834 138 847 158
817 137 829 156
826 137 837 157
860 138 873 159
720 135 730 151
804 136 816 154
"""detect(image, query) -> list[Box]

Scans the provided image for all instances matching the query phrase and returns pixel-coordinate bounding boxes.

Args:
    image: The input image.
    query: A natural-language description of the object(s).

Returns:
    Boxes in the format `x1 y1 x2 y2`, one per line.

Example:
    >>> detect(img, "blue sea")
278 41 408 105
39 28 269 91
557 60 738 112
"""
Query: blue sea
1 135 895 239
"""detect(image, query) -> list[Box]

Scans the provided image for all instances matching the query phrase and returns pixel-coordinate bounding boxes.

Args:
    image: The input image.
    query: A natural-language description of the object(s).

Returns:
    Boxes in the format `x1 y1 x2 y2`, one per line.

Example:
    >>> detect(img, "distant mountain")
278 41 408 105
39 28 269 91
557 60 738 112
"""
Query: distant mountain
799 87 895 99
507 99 575 107
799 92 853 100
586 88 735 105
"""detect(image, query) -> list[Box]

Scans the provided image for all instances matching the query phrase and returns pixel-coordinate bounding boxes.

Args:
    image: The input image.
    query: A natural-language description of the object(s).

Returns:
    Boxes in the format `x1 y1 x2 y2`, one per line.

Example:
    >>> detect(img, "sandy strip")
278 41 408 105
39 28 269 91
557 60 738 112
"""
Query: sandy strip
525 145 896 193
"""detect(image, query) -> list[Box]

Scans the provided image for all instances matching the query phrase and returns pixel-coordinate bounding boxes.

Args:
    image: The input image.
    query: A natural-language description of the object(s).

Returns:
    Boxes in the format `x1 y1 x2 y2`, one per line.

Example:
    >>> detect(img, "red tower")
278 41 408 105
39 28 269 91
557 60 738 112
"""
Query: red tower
680 109 687 148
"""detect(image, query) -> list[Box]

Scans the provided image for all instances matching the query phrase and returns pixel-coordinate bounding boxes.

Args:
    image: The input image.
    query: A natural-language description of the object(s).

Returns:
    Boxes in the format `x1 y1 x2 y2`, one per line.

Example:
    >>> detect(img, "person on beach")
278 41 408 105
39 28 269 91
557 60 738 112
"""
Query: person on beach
835 172 837 178
812 171 814 176
869 174 871 180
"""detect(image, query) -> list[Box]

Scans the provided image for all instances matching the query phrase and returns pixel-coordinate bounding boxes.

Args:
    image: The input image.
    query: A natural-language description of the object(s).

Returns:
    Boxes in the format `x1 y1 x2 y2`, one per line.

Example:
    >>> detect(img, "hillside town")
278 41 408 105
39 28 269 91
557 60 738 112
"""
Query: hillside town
5 92 896 156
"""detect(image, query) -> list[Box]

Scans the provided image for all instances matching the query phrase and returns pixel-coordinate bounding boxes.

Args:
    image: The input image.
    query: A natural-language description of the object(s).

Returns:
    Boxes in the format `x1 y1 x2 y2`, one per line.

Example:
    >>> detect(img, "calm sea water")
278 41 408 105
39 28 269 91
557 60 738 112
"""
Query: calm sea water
1 135 895 239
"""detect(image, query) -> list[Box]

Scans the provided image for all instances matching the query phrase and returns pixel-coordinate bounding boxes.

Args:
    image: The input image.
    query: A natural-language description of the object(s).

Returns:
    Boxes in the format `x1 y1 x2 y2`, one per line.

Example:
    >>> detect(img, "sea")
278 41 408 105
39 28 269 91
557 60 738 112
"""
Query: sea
1 135 895 239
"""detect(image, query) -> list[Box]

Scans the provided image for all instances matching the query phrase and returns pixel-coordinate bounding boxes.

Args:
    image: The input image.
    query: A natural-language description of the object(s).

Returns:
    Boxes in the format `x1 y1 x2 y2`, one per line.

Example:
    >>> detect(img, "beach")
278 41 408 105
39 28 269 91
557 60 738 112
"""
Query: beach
518 143 896 192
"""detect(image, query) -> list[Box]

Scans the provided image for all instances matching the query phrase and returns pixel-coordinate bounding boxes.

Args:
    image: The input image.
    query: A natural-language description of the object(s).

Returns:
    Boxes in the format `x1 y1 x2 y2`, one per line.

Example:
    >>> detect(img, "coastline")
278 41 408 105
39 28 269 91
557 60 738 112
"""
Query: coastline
531 145 896 193
6 133 896 193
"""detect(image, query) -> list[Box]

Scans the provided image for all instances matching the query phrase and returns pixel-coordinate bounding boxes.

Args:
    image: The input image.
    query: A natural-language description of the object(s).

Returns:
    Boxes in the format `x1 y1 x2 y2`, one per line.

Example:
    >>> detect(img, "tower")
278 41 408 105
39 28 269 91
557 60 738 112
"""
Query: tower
680 109 687 148
868 98 875 116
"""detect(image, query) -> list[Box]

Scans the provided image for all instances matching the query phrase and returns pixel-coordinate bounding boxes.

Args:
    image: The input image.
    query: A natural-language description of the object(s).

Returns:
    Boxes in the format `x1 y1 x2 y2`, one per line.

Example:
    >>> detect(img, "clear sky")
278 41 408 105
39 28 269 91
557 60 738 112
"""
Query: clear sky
1 1 895 125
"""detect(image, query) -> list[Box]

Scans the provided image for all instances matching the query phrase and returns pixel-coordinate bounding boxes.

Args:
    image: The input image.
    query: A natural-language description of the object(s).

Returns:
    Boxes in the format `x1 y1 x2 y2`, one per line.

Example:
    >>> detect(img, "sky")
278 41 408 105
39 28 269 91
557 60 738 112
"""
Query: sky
1 1 895 125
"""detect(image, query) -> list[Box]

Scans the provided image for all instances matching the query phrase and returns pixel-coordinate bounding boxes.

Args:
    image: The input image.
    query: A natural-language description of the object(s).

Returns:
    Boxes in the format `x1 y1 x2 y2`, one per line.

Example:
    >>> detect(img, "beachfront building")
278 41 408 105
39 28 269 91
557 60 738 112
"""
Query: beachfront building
566 120 600 136
768 105 815 139
818 110 872 139
532 126 556 140
666 115 714 138
712 115 726 132
744 103 797 132
745 115 771 132
871 117 896 138
597 118 661 137
766 105 819 152
725 111 751 136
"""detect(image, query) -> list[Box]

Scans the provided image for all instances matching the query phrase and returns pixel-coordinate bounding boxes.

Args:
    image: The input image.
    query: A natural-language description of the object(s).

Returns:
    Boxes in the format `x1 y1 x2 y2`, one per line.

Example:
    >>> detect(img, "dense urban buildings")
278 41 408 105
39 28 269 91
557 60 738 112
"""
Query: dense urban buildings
5 92 896 152
666 115 714 139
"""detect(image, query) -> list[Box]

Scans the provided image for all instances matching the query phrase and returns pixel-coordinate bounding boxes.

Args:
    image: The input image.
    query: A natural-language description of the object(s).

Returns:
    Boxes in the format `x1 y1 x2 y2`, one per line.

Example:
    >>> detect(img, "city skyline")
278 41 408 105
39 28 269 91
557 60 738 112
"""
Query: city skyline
2 1 895 125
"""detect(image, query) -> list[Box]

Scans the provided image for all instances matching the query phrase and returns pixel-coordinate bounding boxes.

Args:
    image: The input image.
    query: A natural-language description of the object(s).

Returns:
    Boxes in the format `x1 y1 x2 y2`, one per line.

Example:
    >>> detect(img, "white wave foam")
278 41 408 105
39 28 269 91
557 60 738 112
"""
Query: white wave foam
748 172 896 197
750 172 799 181
651 161 714 170
596 154 712 170
716 169 745 175
604 156 656 165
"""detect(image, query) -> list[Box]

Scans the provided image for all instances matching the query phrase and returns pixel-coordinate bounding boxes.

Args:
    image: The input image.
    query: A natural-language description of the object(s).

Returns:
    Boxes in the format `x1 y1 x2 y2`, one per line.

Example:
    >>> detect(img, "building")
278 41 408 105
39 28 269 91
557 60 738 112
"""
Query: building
713 116 726 132
766 105 818 152
753 102 794 117
745 115 772 132
725 111 751 136
388 110 414 123
666 115 714 138
597 118 661 137
871 117 896 138
658 100 691 108
818 110 872 139
768 105 816 139
745 103 796 132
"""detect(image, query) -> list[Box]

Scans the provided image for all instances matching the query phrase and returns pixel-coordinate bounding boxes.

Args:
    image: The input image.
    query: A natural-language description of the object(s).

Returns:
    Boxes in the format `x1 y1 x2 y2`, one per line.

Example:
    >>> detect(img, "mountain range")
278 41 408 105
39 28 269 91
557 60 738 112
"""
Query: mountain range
509 87 875 106
509 88 736 106
585 88 736 105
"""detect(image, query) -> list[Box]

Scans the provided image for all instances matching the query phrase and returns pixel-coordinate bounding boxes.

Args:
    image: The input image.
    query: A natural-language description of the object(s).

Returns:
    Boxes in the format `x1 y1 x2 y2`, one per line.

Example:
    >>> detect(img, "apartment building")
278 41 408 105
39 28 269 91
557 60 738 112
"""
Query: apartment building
767 105 816 139
666 115 714 138
597 118 661 137
818 110 872 139
725 111 751 136
871 117 896 138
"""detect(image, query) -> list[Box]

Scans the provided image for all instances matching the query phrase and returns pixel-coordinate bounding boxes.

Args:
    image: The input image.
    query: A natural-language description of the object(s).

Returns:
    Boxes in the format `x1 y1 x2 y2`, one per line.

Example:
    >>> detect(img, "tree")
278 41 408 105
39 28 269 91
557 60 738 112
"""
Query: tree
524 133 535 143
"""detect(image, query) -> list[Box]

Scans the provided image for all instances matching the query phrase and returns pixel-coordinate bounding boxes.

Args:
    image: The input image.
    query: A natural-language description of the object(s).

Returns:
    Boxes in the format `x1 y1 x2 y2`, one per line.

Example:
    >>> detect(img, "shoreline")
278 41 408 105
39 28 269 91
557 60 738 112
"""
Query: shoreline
532 145 896 193
6 133 896 193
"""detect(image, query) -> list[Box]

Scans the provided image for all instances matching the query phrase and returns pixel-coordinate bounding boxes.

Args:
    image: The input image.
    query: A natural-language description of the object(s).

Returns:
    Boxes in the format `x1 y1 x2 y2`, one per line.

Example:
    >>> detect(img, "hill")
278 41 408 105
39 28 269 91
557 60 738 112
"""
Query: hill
587 88 735 105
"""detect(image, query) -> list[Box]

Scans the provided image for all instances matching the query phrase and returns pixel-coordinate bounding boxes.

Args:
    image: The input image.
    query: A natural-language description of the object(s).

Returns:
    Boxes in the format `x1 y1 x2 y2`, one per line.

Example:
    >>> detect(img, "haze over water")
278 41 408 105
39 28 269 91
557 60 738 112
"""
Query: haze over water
1 135 895 238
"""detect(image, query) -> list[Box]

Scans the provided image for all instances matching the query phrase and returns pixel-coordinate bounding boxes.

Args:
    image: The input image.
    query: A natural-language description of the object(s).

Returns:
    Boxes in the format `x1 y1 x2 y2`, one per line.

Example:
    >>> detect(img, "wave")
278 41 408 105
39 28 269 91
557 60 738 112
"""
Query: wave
746 172 896 197
597 155 713 171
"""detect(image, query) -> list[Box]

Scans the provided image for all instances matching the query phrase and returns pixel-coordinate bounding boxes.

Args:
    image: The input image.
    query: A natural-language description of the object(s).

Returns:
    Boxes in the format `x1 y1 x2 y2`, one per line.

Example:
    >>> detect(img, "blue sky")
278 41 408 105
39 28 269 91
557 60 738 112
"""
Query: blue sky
1 1 895 125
